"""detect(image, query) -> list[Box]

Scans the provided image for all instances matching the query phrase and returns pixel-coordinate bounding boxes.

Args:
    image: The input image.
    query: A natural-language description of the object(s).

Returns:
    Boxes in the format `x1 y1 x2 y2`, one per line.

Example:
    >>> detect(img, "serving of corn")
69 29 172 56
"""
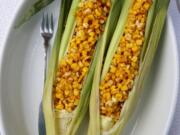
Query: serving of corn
18 0 170 134
88 0 170 134
41 0 123 134
100 0 151 121
53 0 110 112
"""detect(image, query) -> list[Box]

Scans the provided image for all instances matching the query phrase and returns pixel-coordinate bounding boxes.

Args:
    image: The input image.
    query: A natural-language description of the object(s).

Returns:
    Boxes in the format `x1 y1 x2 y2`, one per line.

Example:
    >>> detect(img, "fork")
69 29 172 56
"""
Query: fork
177 0 180 12
41 13 54 79
38 13 54 135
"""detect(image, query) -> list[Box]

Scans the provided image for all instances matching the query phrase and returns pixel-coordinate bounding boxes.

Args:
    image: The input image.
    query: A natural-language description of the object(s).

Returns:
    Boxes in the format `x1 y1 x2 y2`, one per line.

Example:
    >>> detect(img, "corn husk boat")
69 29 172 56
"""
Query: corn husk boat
88 0 170 135
42 0 123 135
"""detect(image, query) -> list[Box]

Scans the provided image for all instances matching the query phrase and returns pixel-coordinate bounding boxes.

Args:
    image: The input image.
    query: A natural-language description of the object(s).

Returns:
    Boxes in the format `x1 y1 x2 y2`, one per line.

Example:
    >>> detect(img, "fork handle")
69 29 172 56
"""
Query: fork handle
38 102 46 135
177 0 180 12
38 40 49 135
44 39 49 82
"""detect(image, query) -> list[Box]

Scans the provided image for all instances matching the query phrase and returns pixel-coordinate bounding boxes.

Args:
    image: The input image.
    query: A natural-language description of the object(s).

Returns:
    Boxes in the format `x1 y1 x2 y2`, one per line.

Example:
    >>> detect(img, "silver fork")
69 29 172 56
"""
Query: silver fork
41 13 54 79
38 13 54 135
177 0 180 12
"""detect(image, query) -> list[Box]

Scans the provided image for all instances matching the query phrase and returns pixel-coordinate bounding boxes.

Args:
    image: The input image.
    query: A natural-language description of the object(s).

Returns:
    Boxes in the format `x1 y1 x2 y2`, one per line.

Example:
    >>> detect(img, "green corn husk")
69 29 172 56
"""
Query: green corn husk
113 0 170 134
88 0 124 135
88 0 170 134
42 0 72 135
42 0 123 135
15 0 54 28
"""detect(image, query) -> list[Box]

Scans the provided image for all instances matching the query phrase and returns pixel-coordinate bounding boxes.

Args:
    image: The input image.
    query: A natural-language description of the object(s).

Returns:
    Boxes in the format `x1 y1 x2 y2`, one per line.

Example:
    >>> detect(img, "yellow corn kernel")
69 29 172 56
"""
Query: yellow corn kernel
132 46 139 52
60 59 66 66
103 92 111 100
110 66 116 73
77 30 85 37
74 99 79 105
66 106 73 112
136 39 143 46
115 93 123 101
64 90 70 96
121 85 128 91
71 63 79 71
86 1 93 8
73 89 80 96
89 31 95 37
55 93 64 99
82 67 88 74
111 87 118 95
73 82 79 89
144 2 151 10
56 103 64 110
95 9 101 17
132 56 138 62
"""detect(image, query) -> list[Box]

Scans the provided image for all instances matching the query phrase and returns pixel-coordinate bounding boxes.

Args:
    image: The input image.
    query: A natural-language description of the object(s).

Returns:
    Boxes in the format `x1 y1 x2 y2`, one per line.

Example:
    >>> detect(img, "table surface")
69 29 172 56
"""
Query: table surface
0 0 179 135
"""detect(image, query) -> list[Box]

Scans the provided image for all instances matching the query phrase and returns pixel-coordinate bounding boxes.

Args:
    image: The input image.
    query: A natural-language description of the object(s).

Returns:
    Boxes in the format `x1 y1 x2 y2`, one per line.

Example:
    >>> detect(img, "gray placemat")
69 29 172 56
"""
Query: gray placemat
0 0 179 135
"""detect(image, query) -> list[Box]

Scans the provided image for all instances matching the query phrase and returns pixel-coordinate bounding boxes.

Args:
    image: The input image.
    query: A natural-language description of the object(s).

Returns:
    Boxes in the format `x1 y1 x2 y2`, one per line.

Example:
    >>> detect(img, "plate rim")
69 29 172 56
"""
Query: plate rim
0 1 28 134
0 1 179 134
163 16 180 135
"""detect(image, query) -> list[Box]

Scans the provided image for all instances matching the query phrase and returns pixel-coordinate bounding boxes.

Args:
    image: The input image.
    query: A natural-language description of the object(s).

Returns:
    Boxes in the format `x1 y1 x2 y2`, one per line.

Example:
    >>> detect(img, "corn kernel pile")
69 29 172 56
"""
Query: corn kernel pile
100 0 152 120
54 0 111 112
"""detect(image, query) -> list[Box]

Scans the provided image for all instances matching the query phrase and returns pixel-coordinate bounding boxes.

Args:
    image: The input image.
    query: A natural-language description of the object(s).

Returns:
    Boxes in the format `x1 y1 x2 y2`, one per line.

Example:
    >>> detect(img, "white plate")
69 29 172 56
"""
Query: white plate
0 1 179 135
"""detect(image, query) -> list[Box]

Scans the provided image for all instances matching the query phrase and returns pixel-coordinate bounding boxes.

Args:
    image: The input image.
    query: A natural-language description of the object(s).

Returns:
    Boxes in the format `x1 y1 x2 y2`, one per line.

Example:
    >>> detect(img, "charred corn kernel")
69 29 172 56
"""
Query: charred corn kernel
54 0 111 112
100 0 152 121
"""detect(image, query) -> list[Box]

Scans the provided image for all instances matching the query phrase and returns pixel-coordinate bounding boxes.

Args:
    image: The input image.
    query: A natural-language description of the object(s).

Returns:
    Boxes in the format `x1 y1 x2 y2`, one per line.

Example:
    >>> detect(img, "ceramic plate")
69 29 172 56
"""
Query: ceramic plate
0 1 179 135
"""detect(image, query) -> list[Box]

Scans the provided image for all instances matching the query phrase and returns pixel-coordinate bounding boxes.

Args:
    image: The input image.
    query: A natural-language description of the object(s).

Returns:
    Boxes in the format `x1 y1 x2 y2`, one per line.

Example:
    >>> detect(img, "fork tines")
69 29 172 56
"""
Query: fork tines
41 13 54 35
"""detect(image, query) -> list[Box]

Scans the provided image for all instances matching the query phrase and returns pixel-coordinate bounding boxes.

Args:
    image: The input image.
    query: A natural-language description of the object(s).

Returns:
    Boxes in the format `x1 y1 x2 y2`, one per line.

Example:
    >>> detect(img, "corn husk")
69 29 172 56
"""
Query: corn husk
42 0 122 135
88 0 170 134
15 0 54 28
88 0 124 135
42 0 72 135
